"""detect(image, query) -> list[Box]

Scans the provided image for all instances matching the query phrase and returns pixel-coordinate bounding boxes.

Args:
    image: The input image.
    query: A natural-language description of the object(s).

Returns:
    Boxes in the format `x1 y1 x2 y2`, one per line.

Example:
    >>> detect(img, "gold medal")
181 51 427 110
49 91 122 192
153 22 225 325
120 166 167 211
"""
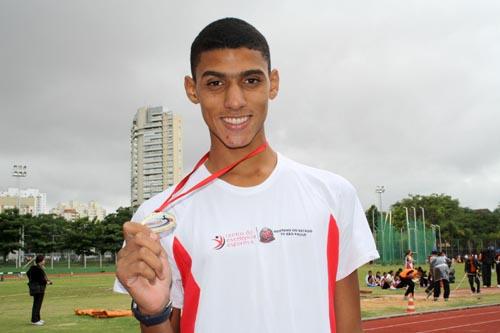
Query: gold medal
141 212 176 234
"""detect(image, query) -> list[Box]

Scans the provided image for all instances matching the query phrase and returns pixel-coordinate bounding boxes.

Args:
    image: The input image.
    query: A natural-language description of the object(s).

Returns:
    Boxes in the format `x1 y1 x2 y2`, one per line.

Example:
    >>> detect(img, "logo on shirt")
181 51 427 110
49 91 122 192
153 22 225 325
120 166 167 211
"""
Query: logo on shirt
212 229 258 250
259 227 275 243
212 235 226 250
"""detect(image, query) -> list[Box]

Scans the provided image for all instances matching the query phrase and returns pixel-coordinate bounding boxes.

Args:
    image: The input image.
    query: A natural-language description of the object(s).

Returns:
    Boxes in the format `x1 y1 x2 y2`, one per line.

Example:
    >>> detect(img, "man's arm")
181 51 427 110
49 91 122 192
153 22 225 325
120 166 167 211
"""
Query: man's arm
116 222 175 333
334 270 363 333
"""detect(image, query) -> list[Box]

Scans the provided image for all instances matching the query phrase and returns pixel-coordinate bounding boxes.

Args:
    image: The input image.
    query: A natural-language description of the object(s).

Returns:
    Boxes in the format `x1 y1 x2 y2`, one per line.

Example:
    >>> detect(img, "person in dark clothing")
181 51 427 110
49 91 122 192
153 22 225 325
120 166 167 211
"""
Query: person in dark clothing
495 254 500 288
26 255 52 325
397 268 416 299
464 254 481 294
480 247 495 288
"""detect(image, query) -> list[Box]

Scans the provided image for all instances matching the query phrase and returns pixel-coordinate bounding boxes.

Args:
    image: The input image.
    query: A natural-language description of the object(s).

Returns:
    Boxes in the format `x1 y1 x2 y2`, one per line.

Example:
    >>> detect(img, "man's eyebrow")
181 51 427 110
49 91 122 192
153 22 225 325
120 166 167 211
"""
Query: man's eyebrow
200 69 266 79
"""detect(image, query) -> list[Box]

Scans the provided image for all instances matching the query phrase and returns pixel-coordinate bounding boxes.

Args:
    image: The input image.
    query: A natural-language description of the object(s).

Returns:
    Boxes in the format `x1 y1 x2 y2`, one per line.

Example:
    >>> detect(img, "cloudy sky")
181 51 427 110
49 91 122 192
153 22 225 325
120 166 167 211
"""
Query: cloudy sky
1 0 499 214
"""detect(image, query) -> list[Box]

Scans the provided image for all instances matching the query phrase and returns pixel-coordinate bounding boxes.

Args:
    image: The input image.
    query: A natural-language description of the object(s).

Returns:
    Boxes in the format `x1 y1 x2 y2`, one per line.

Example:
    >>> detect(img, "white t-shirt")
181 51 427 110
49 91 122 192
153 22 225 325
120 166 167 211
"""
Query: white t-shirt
115 153 379 333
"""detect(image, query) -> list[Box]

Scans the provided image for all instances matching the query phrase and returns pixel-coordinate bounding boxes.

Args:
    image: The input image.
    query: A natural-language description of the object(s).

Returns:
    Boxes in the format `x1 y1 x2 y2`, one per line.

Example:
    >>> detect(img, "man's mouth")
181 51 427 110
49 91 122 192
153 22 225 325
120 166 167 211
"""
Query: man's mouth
221 116 250 128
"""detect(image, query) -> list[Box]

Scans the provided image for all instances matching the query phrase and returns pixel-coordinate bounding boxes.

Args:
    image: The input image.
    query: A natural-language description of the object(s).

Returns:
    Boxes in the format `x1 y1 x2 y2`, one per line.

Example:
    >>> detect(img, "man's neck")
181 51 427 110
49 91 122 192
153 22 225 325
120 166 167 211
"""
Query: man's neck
205 138 277 187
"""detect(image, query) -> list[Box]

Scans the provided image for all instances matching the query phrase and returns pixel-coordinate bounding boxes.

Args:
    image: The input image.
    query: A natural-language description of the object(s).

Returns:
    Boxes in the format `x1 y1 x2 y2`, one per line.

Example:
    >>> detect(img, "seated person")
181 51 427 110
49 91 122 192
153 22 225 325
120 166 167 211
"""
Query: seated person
365 270 378 287
381 271 393 289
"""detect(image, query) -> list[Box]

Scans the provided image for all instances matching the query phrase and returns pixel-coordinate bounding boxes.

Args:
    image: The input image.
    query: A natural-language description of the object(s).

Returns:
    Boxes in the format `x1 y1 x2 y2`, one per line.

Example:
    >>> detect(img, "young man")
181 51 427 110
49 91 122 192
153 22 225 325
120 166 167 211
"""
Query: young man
115 18 378 333
464 254 481 294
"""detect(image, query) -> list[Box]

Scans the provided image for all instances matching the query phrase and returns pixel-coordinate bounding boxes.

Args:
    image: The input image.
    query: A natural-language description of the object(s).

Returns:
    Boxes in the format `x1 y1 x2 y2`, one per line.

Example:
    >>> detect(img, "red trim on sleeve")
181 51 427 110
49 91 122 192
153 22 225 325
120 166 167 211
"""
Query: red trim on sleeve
173 237 200 333
327 214 340 333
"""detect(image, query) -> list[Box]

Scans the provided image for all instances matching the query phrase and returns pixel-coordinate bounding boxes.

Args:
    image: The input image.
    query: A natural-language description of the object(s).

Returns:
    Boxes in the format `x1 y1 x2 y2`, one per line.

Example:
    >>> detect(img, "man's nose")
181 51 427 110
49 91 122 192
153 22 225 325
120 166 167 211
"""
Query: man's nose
224 83 247 110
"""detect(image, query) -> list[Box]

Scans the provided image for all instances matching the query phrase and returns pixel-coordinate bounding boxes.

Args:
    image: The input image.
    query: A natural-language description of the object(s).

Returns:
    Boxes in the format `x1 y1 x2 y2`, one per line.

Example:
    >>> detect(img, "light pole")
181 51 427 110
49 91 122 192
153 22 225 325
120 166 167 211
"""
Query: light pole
420 207 427 258
412 207 418 261
404 207 411 251
12 164 27 268
431 224 442 251
375 186 385 212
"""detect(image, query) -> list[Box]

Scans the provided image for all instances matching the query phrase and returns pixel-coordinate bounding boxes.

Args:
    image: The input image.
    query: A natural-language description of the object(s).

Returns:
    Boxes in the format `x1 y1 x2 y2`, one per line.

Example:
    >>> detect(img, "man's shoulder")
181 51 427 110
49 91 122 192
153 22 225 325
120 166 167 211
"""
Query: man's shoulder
279 153 356 195
132 187 176 222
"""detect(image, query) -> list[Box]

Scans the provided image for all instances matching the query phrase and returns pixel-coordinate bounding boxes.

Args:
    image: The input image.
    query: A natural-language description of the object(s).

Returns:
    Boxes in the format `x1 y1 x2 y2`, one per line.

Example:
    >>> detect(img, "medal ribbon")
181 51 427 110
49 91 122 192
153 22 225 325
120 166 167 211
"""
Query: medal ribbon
154 142 268 213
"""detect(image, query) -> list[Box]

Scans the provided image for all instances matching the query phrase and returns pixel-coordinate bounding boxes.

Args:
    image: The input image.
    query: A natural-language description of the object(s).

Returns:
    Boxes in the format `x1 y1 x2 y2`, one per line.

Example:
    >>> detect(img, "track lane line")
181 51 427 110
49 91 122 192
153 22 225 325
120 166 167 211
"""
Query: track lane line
416 318 500 333
363 309 500 331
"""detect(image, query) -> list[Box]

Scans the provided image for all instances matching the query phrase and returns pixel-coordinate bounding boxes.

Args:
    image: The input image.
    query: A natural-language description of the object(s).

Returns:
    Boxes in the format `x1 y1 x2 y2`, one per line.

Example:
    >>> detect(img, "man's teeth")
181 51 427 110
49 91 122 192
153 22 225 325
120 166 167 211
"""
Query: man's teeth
223 117 249 125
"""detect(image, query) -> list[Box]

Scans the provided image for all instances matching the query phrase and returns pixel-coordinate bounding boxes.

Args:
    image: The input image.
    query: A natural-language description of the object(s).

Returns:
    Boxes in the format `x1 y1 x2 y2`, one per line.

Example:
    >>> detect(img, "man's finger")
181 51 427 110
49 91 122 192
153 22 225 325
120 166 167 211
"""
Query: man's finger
123 221 155 241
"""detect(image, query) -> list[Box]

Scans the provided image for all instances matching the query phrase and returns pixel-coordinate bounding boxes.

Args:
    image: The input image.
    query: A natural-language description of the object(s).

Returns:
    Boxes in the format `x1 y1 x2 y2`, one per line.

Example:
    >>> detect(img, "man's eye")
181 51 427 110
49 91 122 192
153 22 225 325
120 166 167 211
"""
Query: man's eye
245 78 260 84
207 80 222 87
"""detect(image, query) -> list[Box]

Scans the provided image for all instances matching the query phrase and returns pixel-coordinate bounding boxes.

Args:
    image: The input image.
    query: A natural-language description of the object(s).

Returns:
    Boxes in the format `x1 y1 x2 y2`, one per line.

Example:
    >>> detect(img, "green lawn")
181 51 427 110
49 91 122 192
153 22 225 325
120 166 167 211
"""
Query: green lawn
0 263 498 332
0 273 137 332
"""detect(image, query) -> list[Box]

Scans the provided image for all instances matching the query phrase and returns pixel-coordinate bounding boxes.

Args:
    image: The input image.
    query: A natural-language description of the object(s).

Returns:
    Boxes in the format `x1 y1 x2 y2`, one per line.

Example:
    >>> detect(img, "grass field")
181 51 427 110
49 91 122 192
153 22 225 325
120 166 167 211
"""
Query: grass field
0 263 499 332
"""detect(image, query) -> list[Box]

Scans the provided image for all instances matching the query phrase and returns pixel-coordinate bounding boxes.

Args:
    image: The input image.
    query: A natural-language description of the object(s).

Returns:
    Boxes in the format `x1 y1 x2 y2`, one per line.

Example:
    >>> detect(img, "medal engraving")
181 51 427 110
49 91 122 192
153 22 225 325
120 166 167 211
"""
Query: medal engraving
141 212 176 234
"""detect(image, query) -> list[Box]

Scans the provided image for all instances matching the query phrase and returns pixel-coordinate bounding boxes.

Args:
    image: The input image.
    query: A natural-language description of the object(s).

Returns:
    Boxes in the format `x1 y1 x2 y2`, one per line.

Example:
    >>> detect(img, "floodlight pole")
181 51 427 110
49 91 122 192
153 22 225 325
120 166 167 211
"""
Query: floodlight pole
420 207 426 258
412 206 418 259
431 224 442 251
375 185 385 212
12 164 27 268
375 186 385 243
404 207 410 250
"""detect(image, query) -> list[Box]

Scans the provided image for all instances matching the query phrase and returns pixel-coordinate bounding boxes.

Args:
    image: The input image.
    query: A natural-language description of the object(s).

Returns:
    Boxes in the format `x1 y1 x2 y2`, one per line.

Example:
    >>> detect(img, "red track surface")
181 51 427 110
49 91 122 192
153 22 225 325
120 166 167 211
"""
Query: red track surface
362 304 500 333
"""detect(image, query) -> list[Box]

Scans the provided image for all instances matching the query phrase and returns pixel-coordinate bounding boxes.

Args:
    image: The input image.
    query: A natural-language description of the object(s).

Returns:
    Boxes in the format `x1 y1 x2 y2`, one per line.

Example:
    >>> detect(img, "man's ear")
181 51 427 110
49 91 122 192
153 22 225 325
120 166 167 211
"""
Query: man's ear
269 69 280 100
184 76 199 104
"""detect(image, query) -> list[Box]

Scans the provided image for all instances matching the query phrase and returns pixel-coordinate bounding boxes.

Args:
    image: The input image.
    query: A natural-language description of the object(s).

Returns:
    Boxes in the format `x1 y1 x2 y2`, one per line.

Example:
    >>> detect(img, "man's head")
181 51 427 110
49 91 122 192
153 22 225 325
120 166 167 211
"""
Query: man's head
184 18 279 150
35 254 45 265
190 18 271 80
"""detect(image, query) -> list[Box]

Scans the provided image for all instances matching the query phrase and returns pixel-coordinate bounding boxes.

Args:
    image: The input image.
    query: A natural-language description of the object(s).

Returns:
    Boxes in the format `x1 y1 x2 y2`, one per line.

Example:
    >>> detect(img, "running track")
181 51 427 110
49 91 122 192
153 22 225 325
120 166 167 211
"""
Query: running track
362 304 500 333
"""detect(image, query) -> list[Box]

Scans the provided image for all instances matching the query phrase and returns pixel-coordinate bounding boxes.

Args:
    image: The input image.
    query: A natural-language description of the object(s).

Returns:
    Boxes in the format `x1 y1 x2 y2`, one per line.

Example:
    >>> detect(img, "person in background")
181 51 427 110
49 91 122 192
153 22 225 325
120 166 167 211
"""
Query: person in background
26 255 52 326
404 250 414 269
375 271 382 286
397 268 416 300
382 271 394 289
464 254 481 294
425 250 438 299
417 266 428 287
365 270 377 287
495 253 500 288
431 251 451 301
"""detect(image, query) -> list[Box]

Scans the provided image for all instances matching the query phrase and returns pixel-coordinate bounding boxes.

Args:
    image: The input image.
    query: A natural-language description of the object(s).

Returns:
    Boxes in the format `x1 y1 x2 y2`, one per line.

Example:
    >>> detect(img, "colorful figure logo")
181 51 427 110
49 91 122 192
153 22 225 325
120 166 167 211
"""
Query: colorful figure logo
213 235 226 250
259 227 275 243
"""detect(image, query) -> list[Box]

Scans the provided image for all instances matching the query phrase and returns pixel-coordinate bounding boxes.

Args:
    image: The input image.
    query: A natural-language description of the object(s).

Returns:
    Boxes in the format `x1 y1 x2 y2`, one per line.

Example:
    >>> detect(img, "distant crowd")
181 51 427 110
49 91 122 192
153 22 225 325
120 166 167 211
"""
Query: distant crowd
365 247 500 301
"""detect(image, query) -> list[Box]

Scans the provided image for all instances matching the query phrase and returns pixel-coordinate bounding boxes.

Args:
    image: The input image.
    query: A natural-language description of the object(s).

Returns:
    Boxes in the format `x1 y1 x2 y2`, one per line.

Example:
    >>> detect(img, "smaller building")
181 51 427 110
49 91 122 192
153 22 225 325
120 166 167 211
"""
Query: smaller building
50 200 106 221
0 188 47 215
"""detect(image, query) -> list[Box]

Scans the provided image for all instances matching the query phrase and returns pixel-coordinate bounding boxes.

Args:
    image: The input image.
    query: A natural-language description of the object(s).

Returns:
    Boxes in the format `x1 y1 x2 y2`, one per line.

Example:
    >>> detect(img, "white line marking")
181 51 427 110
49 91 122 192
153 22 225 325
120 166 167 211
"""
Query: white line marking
417 318 500 333
364 309 500 331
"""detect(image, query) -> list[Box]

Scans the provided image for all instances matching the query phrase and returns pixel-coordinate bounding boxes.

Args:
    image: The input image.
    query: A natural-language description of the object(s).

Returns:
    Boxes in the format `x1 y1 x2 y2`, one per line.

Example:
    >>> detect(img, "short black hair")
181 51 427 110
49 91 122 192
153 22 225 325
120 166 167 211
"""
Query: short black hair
190 17 271 79
35 255 45 264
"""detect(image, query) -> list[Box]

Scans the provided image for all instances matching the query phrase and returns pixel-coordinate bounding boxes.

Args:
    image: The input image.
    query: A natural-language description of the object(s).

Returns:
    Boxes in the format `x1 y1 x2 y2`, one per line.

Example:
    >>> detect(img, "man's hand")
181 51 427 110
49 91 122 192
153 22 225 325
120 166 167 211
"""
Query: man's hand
116 222 172 315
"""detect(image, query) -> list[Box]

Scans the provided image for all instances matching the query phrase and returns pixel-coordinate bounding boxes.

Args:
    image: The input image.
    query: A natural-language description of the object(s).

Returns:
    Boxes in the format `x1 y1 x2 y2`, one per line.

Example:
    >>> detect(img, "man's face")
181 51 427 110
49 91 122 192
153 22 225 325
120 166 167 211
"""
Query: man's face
185 48 279 149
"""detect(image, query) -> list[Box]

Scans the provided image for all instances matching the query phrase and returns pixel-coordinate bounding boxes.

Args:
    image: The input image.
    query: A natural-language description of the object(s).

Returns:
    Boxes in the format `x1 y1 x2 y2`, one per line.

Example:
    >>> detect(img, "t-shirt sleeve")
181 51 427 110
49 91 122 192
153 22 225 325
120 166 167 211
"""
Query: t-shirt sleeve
335 184 379 281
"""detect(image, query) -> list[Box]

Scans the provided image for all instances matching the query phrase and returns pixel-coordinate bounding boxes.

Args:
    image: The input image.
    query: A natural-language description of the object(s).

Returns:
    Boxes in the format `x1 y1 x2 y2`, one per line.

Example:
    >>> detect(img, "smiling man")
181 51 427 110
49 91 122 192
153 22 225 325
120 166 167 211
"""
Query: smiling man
115 18 379 333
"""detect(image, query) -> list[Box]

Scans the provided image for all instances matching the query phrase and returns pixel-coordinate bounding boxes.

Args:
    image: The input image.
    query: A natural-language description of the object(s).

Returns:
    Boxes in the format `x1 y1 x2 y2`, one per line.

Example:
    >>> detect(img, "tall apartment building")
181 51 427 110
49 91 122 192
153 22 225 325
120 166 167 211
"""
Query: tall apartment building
131 106 183 208
0 188 47 215
50 200 106 221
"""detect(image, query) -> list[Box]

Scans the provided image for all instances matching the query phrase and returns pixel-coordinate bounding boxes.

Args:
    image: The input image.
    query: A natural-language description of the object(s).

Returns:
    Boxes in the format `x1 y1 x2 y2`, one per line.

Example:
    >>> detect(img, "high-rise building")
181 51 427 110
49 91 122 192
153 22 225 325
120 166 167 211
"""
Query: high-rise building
0 188 47 215
50 200 106 221
131 106 183 208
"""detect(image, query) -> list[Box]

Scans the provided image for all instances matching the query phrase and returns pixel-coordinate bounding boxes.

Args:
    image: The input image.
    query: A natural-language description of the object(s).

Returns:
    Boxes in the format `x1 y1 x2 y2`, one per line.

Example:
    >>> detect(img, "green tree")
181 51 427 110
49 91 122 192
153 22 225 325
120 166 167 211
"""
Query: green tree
0 209 22 262
95 207 132 258
24 214 66 254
